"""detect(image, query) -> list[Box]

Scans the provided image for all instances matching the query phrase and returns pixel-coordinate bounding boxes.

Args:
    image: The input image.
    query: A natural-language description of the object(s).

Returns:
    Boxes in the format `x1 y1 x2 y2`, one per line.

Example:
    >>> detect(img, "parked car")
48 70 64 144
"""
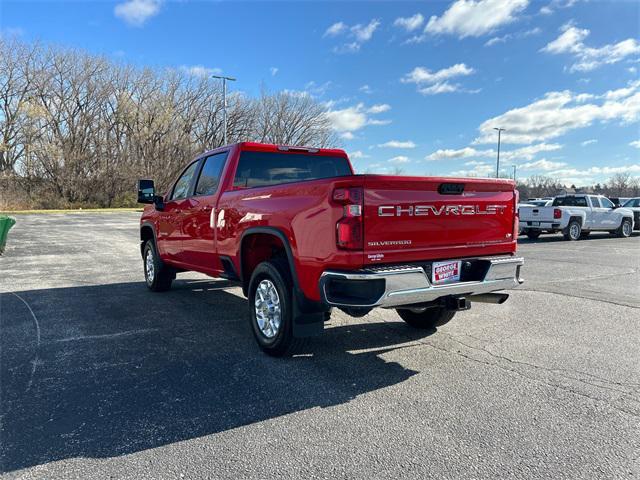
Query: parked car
519 194 634 240
622 197 640 230
137 142 524 356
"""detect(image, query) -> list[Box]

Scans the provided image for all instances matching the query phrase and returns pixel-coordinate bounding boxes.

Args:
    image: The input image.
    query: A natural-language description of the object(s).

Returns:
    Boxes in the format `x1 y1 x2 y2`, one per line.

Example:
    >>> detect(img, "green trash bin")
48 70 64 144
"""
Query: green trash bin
0 216 16 255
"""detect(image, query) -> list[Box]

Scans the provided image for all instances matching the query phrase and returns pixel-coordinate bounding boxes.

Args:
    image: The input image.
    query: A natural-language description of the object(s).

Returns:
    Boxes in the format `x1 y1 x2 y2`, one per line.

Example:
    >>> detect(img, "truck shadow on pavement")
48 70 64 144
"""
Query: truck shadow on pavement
1 280 430 473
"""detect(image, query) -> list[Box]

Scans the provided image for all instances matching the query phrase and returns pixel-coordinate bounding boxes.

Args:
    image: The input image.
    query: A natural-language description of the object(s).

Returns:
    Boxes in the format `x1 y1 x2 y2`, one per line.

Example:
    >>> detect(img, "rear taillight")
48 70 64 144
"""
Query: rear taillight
334 187 363 250
554 208 562 219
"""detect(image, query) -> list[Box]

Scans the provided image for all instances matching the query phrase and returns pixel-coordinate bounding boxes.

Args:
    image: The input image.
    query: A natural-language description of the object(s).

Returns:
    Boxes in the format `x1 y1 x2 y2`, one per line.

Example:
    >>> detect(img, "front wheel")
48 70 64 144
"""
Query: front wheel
143 240 174 291
248 259 305 357
396 307 456 329
617 218 633 238
563 220 582 241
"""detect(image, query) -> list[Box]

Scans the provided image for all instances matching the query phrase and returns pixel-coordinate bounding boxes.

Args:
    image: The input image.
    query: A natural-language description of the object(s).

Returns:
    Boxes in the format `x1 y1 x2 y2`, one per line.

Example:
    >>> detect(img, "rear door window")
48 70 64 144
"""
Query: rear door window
233 151 352 188
195 152 228 196
591 197 601 208
600 197 614 208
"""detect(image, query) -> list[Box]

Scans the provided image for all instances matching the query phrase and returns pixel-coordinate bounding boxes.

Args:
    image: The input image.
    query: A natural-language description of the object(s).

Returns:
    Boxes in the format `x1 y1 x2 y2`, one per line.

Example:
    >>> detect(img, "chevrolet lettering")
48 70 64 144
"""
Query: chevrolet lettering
378 204 507 217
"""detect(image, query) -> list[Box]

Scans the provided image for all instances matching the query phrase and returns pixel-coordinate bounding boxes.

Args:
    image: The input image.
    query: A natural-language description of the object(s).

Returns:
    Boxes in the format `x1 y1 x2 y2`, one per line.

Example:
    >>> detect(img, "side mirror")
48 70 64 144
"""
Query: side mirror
137 179 155 204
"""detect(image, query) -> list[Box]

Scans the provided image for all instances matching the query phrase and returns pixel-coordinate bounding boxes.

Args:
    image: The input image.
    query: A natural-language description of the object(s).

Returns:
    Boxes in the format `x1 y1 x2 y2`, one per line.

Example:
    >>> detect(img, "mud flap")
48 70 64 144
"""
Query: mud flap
292 295 325 338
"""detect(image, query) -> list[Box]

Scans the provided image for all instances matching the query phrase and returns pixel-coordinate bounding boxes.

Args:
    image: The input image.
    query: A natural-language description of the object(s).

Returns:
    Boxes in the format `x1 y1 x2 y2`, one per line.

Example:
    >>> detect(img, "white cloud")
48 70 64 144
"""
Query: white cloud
403 63 474 84
424 0 529 38
325 102 390 133
484 27 541 47
325 19 380 53
542 23 640 72
269 67 279 76
180 65 222 78
349 150 370 159
581 139 597 146
402 63 476 95
359 84 373 94
630 140 640 148
427 147 483 160
519 159 568 171
388 156 410 164
324 22 347 37
378 140 417 149
450 162 496 177
539 0 584 16
326 106 367 132
351 20 380 42
367 104 391 114
549 164 640 179
427 143 562 161
114 0 161 26
394 13 425 32
474 81 640 144
340 132 355 140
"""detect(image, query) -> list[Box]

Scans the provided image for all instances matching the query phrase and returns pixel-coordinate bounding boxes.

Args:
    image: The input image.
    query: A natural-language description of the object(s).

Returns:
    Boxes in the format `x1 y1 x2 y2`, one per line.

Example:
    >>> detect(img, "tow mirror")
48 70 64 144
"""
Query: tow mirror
137 179 155 204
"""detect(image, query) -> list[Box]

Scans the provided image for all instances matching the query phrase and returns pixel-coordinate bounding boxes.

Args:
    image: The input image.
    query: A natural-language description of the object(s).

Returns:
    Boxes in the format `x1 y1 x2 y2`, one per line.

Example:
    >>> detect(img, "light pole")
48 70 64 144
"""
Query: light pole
212 74 236 145
512 164 517 181
493 127 505 178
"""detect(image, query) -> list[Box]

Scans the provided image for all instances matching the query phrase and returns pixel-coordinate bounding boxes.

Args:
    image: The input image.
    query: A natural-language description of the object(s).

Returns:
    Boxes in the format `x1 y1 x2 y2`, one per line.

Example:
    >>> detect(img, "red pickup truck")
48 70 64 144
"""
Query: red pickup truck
138 142 523 356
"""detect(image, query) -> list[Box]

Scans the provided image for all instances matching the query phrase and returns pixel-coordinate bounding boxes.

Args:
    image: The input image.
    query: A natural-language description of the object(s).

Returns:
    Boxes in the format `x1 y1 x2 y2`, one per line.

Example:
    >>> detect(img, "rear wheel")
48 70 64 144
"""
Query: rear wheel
563 220 581 241
143 240 174 291
248 259 305 357
617 218 632 238
526 230 541 240
396 307 456 329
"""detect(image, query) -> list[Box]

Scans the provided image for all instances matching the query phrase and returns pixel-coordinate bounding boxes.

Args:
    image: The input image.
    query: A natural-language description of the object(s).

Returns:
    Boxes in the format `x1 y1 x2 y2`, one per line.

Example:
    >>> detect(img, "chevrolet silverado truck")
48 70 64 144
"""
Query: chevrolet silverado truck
137 142 524 356
519 194 634 240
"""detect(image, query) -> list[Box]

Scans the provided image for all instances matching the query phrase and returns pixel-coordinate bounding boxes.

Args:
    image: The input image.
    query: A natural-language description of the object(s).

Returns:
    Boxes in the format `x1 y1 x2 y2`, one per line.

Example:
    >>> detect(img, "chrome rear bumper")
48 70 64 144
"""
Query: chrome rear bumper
320 256 524 308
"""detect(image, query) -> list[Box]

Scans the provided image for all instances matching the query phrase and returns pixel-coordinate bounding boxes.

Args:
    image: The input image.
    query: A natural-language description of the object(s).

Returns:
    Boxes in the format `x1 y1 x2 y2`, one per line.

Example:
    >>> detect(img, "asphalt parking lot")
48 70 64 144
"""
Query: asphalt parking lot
1 212 639 479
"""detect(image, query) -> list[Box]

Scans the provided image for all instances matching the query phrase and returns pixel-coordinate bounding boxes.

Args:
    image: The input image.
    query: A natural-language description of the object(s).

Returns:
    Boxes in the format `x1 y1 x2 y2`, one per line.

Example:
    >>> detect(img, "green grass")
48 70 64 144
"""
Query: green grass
0 207 143 215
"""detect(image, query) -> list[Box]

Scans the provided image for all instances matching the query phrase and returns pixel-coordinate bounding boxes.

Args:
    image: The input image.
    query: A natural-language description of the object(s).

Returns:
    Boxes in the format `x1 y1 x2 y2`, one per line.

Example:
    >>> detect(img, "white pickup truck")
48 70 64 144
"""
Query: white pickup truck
519 194 634 240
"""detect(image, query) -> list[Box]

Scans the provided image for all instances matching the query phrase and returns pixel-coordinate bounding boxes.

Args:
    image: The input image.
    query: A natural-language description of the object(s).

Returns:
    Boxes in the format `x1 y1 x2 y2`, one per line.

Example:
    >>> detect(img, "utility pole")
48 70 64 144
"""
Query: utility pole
212 74 236 145
512 164 517 181
493 127 505 178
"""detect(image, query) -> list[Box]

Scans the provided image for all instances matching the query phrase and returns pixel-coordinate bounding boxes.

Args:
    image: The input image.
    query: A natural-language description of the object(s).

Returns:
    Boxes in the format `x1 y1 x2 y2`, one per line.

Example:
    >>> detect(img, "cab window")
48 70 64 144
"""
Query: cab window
195 152 228 196
552 196 588 207
169 161 199 201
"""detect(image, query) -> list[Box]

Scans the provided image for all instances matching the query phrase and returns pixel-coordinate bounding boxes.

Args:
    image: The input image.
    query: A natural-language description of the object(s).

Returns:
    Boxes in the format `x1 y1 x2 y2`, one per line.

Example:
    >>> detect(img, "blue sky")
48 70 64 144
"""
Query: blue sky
2 0 639 185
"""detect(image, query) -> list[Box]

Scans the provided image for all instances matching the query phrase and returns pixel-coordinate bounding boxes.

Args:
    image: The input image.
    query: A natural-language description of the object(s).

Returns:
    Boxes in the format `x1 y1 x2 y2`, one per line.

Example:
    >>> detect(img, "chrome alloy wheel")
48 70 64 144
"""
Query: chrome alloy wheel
623 220 632 237
254 279 281 339
569 223 580 240
145 248 155 285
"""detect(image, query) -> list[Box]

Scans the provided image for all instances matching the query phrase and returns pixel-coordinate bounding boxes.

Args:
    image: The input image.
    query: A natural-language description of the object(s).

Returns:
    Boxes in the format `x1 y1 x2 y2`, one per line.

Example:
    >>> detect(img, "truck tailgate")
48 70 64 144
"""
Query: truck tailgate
362 175 517 265
519 206 555 223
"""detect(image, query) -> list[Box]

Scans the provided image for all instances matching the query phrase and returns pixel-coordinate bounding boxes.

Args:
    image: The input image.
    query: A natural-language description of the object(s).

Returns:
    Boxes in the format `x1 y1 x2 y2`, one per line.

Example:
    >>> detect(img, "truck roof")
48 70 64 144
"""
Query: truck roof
198 142 348 159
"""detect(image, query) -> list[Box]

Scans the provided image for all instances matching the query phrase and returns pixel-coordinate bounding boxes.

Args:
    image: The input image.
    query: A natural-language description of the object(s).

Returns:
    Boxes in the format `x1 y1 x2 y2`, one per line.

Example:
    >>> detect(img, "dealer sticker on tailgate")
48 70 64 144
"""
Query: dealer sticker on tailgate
432 260 461 285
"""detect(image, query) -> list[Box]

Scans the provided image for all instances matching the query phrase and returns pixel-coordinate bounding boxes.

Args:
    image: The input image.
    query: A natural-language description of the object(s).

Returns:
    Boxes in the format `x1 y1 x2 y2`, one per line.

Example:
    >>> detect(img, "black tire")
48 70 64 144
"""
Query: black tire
248 259 305 357
563 220 581 241
616 218 633 238
143 240 174 291
526 230 541 240
396 307 456 329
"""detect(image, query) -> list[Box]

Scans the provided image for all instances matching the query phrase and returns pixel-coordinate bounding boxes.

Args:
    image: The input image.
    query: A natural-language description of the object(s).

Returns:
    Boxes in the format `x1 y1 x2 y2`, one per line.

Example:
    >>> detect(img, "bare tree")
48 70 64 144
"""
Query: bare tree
1 38 339 208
